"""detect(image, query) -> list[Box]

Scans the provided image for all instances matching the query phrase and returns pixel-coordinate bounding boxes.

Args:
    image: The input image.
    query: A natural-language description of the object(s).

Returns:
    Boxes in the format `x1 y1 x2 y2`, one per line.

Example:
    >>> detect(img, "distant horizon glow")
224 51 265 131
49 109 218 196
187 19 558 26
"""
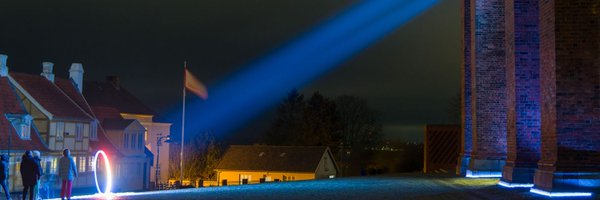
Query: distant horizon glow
165 0 440 139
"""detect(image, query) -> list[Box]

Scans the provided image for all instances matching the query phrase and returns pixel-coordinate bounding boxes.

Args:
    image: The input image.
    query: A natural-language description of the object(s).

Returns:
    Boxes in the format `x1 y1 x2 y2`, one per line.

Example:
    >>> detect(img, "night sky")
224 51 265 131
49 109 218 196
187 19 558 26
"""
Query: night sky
0 0 459 143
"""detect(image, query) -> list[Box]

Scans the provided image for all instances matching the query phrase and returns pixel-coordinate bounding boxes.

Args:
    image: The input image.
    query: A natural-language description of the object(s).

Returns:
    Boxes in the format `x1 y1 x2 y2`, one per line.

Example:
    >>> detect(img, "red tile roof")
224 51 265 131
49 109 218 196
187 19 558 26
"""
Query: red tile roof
55 78 95 118
84 81 155 116
0 77 49 151
10 73 93 121
52 80 122 157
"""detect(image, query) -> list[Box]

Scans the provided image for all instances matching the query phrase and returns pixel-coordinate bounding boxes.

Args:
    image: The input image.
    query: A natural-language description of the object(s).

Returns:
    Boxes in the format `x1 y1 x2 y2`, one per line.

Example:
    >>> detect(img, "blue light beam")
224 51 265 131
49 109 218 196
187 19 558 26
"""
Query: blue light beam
169 0 440 137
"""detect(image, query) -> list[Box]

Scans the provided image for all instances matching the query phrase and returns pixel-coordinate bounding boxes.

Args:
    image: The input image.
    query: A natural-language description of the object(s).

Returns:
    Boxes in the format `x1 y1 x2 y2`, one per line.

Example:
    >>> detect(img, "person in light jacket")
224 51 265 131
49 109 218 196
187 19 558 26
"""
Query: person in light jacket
0 154 10 200
58 149 77 200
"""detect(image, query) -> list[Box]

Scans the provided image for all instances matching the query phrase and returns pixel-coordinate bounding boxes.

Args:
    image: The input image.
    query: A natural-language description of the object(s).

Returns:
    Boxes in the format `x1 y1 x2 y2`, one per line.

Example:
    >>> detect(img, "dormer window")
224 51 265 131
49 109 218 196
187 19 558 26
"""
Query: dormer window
5 114 33 140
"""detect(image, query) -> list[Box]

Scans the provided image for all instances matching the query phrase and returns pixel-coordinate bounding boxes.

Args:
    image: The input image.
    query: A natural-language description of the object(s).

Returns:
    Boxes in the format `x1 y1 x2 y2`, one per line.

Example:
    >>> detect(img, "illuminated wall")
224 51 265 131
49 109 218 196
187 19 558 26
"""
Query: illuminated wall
501 0 540 184
468 0 507 175
459 0 473 175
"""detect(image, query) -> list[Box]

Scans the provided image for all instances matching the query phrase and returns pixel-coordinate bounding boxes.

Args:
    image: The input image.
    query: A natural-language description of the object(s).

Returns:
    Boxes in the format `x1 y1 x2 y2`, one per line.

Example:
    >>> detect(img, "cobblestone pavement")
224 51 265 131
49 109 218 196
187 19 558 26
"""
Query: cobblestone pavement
61 173 583 200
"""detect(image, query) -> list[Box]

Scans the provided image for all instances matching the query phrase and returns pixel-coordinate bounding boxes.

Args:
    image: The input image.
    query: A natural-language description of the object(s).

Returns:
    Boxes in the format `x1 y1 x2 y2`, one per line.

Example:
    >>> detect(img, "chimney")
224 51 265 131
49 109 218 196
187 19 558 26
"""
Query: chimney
106 76 120 90
69 63 84 93
40 62 55 83
0 54 7 77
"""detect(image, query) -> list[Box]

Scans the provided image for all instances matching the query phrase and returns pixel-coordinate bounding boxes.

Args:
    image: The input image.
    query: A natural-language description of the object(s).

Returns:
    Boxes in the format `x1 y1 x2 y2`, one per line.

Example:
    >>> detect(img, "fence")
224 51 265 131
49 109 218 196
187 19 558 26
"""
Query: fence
423 124 460 173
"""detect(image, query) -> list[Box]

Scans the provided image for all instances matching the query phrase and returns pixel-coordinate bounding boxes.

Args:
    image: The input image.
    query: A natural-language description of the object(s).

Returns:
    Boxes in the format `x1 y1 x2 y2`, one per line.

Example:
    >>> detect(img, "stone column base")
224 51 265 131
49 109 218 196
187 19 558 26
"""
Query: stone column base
533 169 600 193
501 164 536 185
466 158 504 178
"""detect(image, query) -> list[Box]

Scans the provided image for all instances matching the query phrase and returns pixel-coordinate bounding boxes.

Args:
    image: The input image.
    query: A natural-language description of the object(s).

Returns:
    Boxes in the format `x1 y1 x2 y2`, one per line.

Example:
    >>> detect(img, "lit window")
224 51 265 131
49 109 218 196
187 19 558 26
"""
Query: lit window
5 114 33 140
241 175 252 184
78 156 86 172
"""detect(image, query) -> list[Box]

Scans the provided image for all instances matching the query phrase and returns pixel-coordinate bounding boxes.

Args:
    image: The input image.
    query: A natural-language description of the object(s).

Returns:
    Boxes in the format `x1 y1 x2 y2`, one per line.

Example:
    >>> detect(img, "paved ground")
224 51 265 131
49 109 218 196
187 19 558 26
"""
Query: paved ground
57 173 588 200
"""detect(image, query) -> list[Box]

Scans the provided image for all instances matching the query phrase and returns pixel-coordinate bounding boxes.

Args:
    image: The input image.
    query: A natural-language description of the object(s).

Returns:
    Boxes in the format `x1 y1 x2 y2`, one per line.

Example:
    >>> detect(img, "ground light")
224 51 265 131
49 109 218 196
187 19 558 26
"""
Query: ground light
94 150 113 195
497 180 533 188
529 188 593 198
465 170 502 178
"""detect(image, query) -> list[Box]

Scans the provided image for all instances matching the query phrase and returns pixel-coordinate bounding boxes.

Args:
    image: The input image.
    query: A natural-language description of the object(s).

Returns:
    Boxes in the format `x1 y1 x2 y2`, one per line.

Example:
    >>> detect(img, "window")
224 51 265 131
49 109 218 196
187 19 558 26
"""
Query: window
138 133 144 150
65 123 76 138
90 120 98 140
5 114 33 140
56 122 65 140
78 156 86 172
241 175 252 184
130 133 136 149
88 156 94 172
124 133 129 149
75 123 83 141
324 157 329 171
49 157 58 174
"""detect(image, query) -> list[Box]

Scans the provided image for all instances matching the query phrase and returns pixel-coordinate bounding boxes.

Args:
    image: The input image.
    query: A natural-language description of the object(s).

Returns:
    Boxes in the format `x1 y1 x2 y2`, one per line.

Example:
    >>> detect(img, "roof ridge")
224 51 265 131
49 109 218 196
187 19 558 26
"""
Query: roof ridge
52 78 95 120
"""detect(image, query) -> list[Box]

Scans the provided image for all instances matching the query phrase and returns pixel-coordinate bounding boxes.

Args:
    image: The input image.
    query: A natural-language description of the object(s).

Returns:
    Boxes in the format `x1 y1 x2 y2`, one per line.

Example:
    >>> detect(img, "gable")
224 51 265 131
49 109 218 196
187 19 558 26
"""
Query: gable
9 73 93 121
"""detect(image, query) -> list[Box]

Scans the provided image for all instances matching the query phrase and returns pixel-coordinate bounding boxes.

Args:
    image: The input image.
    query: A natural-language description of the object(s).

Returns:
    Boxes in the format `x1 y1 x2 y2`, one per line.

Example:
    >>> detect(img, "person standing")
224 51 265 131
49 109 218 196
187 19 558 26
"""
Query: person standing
0 154 10 200
31 151 42 200
19 151 40 200
58 149 77 200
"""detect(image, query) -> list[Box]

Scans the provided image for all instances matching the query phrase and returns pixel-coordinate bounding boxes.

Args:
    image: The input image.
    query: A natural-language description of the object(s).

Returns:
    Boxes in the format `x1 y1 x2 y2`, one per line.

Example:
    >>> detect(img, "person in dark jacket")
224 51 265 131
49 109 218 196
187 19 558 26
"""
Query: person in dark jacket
0 154 10 200
32 151 42 200
19 151 40 200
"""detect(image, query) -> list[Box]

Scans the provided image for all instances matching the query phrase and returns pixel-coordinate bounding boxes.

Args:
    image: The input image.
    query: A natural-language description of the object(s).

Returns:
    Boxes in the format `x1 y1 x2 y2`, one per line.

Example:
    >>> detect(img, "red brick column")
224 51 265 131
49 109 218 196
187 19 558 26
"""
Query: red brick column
458 0 474 175
501 0 541 185
534 0 600 193
468 0 507 177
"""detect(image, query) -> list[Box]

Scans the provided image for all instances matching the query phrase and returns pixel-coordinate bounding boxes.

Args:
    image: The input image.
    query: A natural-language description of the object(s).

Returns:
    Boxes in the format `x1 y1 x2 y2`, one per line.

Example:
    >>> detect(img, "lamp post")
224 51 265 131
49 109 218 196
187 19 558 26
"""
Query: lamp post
155 133 170 189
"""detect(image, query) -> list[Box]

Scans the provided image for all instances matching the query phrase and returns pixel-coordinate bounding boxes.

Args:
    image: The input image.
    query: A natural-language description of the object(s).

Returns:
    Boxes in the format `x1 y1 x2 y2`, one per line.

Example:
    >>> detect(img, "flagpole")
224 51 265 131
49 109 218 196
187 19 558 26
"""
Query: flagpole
180 61 187 186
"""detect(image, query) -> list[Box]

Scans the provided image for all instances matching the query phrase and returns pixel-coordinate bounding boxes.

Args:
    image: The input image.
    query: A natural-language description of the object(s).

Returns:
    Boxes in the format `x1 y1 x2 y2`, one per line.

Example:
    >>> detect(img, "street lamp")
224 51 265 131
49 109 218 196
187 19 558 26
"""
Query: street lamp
155 133 171 189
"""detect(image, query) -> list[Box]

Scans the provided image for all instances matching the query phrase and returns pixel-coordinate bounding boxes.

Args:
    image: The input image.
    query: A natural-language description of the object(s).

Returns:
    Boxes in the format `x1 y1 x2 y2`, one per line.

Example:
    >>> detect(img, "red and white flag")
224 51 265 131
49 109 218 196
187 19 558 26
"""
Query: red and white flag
184 69 208 100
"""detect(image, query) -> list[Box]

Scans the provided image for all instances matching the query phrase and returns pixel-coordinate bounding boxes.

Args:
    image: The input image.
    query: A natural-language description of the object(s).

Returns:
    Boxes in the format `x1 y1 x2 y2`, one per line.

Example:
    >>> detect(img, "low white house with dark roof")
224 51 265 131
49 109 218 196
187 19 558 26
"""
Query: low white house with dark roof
215 145 338 186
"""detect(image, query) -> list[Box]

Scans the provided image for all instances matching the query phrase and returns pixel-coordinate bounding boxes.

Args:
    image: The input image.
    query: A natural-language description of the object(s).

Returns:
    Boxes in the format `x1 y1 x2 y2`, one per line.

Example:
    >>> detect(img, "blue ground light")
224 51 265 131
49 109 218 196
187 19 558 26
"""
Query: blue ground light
164 0 440 138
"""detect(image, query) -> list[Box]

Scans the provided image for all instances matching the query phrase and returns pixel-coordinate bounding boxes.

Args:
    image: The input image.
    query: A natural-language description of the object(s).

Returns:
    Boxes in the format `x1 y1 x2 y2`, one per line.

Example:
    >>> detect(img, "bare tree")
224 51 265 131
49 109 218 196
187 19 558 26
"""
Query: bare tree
169 132 221 182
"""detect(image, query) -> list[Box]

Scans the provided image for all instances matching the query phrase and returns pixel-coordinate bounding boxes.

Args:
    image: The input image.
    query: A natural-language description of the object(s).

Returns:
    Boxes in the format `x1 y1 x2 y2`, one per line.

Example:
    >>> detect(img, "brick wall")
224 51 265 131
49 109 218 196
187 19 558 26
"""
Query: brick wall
471 0 507 160
539 0 600 171
504 0 540 166
461 0 473 159
535 0 600 192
